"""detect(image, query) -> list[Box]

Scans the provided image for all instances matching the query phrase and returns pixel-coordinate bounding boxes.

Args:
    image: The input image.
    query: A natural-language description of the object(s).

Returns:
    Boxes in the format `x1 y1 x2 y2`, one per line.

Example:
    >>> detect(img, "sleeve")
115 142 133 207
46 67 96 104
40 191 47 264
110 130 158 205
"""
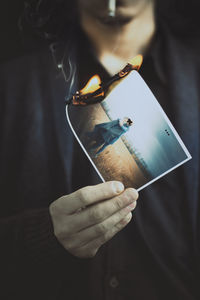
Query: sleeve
0 208 71 265
0 209 92 298
121 125 129 132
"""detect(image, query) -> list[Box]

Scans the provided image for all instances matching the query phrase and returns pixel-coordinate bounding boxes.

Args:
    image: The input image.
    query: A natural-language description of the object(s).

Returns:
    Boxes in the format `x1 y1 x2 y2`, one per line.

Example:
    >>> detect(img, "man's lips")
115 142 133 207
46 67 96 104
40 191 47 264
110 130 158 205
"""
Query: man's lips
97 14 133 26
83 0 138 26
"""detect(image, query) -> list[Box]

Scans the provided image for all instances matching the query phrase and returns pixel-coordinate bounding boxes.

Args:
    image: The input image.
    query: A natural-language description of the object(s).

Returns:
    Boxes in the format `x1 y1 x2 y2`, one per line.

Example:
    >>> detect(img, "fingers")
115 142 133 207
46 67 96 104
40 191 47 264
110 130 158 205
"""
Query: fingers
62 200 136 250
66 188 138 232
50 182 139 259
58 181 125 214
71 213 133 258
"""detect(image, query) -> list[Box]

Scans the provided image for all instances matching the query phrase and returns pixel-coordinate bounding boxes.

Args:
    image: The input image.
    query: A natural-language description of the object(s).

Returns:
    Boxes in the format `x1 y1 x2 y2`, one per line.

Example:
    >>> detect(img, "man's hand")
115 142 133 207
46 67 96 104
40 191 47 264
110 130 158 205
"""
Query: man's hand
49 181 138 258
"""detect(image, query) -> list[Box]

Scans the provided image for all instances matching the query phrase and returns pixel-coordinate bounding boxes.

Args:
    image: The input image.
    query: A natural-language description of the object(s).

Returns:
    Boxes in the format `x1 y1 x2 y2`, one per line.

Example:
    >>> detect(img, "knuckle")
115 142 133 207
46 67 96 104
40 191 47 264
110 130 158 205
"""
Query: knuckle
85 252 97 258
117 189 137 207
53 229 60 240
98 230 115 245
83 253 94 258
89 207 102 222
65 237 77 251
124 190 132 202
65 241 75 251
95 222 108 235
77 188 88 206
76 248 98 259
59 238 74 253
114 196 124 210
49 201 61 218
54 227 66 241
99 234 107 245
118 208 128 219
72 249 84 258
101 187 111 199
88 248 98 258
53 219 72 241
120 212 132 227
115 221 124 231
70 247 86 259
122 192 131 206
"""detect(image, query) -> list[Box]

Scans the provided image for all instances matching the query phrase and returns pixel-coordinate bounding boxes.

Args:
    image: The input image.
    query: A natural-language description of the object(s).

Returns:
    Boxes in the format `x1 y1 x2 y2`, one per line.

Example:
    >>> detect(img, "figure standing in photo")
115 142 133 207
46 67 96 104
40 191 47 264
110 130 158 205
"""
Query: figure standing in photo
87 117 133 156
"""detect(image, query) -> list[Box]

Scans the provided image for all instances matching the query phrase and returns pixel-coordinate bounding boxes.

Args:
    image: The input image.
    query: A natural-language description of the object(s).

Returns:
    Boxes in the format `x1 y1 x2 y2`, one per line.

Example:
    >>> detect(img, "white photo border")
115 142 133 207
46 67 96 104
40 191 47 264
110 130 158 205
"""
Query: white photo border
66 71 192 192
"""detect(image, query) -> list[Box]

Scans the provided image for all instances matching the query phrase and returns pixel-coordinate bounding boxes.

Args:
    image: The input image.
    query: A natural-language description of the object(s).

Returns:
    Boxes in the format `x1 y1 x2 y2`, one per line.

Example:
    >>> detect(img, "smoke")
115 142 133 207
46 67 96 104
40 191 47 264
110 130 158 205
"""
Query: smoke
59 44 78 100
63 56 77 97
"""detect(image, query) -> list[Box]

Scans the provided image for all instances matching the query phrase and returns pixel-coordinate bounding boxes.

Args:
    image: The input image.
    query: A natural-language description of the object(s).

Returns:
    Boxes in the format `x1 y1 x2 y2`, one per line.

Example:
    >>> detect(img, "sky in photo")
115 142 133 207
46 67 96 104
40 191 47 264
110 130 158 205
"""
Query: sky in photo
102 71 190 177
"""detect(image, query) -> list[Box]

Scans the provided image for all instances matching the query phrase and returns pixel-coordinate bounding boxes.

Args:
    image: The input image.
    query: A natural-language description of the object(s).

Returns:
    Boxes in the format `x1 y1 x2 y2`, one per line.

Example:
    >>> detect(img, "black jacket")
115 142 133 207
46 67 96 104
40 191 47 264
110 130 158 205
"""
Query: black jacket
0 24 199 300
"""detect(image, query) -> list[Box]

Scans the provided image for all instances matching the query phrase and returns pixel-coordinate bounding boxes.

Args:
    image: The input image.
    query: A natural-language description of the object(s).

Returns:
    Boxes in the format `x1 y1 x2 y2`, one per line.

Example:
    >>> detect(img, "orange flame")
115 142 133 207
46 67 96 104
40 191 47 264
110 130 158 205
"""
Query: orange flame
129 54 143 71
78 55 143 103
80 75 102 95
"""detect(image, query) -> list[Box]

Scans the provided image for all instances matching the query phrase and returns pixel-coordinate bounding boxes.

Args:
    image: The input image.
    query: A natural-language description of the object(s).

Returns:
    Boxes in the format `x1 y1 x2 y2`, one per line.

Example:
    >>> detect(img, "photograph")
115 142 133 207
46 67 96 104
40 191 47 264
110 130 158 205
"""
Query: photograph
1 0 199 299
66 71 191 191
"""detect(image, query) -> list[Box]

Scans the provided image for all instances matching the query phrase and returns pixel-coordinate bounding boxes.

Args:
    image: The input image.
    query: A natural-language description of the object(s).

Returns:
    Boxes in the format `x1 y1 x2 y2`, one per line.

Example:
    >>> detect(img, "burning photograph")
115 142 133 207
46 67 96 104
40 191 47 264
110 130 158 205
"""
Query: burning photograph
66 71 191 191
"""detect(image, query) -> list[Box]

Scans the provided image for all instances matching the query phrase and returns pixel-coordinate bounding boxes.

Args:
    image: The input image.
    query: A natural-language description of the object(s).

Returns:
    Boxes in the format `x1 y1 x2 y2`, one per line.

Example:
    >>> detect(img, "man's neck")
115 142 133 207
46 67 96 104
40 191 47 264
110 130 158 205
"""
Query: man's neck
80 1 156 75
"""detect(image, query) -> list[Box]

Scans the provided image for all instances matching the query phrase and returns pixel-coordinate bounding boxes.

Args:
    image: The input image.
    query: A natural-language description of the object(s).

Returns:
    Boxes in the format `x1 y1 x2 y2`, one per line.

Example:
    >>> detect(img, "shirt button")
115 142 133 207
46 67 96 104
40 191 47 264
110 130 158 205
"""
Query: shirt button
109 276 119 288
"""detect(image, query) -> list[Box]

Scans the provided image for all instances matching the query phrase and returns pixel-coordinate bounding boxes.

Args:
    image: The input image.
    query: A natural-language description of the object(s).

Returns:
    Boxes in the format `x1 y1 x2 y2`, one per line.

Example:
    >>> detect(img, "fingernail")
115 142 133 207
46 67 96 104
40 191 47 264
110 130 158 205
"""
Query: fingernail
113 182 124 194
127 188 139 200
126 202 136 211
121 212 132 225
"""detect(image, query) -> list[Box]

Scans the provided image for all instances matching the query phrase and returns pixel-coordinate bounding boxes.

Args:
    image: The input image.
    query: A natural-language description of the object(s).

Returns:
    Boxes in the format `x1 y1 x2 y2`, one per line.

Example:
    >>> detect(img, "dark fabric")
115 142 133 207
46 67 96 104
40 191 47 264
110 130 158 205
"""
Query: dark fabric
0 21 199 300
0 46 100 300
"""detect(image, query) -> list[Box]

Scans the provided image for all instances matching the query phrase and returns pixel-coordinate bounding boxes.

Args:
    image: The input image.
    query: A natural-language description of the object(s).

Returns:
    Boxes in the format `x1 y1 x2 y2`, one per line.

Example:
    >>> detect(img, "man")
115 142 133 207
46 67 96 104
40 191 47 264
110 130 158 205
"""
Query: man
0 0 199 300
88 117 133 156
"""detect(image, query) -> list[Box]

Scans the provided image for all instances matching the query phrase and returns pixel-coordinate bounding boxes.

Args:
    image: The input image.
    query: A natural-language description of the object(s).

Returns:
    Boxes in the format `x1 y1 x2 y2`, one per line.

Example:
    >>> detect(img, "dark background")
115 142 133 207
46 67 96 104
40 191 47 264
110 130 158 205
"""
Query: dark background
0 0 199 62
0 1 25 61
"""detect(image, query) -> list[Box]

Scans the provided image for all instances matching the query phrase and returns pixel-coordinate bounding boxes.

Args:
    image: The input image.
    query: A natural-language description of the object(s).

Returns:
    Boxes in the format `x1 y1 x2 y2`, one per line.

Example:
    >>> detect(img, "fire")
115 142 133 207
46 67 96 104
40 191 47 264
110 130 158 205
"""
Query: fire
69 55 143 106
80 75 102 95
79 55 142 96
129 54 143 71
